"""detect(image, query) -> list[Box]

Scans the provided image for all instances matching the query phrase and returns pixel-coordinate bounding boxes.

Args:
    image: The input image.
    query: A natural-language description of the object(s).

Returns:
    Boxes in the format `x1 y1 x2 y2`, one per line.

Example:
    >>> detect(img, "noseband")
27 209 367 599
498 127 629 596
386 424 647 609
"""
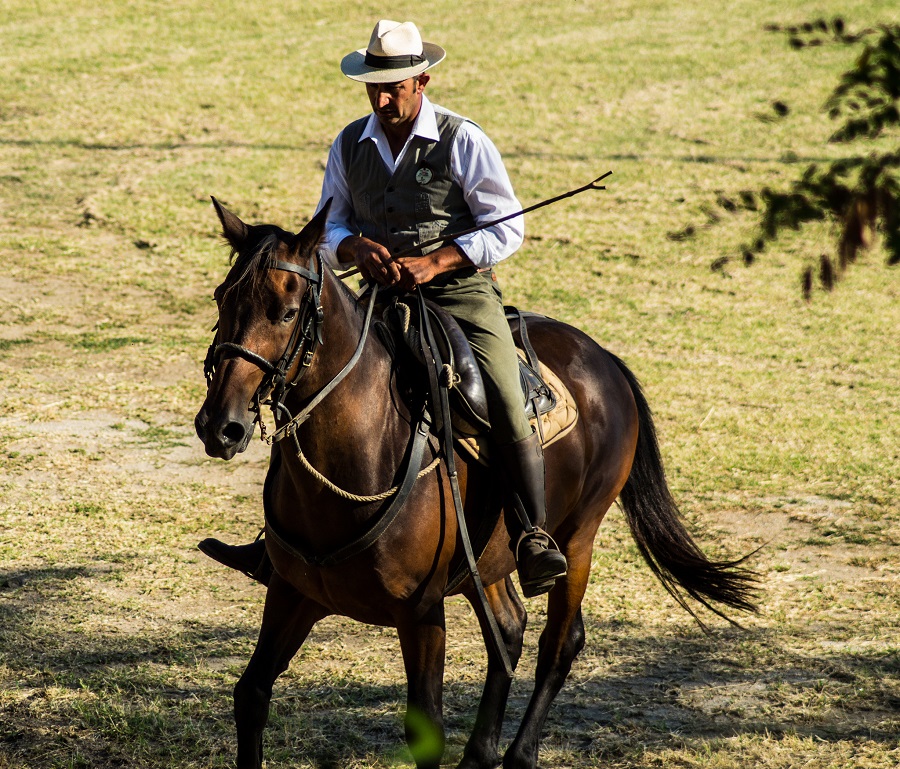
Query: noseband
203 254 325 432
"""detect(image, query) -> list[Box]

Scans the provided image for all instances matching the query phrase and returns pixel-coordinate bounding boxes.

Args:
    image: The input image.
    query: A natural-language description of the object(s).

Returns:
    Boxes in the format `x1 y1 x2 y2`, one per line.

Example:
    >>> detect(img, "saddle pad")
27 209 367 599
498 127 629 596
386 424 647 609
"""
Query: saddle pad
456 352 578 465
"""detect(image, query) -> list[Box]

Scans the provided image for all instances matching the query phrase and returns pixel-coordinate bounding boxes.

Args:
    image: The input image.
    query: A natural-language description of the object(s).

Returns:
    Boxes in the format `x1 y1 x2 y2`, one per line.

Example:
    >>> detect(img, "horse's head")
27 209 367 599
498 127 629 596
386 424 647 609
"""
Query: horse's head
195 198 330 459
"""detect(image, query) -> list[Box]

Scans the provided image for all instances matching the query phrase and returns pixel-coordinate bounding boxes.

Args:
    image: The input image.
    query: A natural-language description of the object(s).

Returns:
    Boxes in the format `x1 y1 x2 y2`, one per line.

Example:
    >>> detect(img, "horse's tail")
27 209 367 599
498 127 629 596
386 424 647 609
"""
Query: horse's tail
609 353 758 627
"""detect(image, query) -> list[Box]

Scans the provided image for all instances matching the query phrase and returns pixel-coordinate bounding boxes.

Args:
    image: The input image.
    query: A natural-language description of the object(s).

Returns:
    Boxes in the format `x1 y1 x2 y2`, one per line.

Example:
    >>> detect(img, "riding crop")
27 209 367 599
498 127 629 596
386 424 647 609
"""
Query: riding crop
338 171 612 280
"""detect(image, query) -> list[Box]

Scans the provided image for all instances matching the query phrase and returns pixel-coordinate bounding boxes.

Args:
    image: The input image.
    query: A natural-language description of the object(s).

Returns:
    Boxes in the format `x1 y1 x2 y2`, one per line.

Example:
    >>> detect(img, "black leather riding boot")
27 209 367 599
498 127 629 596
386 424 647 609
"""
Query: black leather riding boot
198 536 272 587
497 432 568 598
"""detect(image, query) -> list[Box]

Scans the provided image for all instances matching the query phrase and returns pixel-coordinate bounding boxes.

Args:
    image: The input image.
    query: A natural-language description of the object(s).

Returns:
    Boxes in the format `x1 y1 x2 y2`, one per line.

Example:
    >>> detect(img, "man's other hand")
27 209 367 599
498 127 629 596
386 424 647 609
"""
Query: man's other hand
396 245 473 291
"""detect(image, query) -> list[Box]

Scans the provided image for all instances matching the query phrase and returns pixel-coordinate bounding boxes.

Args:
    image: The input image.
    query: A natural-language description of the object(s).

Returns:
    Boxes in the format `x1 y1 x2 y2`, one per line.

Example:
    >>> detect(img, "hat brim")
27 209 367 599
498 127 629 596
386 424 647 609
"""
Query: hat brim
340 42 446 83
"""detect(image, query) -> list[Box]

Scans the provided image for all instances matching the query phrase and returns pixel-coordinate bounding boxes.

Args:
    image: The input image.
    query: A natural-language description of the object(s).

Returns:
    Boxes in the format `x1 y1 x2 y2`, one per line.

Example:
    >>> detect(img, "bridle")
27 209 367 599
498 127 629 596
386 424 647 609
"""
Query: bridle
203 253 326 439
203 251 379 444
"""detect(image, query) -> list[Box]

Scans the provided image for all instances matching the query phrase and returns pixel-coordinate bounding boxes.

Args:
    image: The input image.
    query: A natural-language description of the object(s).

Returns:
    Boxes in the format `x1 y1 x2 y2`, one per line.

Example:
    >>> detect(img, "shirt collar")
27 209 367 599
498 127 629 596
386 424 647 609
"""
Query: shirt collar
359 94 440 145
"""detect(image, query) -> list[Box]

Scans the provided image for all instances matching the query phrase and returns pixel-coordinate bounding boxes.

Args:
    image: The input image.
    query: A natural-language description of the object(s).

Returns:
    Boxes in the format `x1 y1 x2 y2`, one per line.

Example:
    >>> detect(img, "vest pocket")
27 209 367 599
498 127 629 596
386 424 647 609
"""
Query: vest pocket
415 192 432 217
416 221 443 253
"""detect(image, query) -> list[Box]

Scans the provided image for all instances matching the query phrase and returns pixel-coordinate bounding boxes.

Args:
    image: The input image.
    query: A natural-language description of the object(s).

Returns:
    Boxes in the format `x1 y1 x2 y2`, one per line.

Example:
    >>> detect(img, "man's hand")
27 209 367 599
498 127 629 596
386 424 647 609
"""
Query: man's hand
338 237 475 290
338 235 402 286
396 245 473 291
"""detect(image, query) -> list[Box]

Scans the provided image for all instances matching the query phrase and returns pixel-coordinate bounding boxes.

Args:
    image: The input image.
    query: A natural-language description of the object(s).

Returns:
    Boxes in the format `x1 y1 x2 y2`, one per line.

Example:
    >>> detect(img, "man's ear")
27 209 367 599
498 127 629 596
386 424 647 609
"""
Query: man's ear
416 72 430 93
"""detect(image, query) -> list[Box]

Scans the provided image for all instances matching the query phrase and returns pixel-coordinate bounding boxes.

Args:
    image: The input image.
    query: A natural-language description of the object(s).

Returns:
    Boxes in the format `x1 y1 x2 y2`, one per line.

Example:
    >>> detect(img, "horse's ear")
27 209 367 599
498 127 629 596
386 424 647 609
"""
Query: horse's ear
211 196 249 250
289 198 332 259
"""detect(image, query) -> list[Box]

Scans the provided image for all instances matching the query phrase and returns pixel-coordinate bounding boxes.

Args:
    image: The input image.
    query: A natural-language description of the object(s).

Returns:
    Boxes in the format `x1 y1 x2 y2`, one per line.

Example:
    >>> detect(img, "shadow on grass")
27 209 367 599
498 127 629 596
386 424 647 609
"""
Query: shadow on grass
520 613 900 761
0 137 841 168
0 137 325 153
0 566 897 767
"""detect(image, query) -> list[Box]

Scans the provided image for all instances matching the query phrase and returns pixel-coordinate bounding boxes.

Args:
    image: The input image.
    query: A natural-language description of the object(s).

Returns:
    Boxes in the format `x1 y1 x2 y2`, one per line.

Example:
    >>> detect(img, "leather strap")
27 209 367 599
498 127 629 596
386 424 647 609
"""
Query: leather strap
214 342 277 374
417 291 514 678
266 284 380 443
505 305 540 370
264 407 431 568
271 259 319 282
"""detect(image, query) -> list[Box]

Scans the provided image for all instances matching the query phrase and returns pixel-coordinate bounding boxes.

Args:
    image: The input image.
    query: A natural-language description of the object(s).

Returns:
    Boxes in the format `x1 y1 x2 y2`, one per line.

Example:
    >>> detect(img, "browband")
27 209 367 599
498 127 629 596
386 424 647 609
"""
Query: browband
272 259 319 282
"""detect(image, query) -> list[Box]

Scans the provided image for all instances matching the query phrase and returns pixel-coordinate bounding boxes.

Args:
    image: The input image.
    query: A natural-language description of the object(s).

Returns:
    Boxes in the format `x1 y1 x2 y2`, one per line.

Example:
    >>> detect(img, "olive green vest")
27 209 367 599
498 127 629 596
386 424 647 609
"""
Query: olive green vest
340 106 477 255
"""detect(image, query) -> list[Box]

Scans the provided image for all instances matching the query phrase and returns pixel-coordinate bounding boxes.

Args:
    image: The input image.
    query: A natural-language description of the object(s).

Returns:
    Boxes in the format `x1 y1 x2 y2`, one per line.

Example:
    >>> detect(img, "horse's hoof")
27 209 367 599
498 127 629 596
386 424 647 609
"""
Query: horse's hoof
457 760 501 769
456 753 501 769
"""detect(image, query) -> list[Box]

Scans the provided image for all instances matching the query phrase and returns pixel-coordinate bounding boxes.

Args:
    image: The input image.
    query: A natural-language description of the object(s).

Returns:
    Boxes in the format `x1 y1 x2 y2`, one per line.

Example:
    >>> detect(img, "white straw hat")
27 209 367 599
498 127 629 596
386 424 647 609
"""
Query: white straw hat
340 20 446 83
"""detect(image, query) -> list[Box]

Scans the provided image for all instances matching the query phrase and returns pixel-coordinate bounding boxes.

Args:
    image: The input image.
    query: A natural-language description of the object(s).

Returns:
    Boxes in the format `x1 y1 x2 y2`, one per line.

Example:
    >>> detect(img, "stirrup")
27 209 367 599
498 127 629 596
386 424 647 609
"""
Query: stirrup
513 527 563 558
514 528 567 598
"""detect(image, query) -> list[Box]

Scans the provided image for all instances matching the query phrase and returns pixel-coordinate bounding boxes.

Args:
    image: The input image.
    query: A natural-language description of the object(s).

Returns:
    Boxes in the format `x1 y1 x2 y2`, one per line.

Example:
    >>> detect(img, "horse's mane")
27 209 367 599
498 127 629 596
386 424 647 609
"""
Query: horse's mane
217 227 288 301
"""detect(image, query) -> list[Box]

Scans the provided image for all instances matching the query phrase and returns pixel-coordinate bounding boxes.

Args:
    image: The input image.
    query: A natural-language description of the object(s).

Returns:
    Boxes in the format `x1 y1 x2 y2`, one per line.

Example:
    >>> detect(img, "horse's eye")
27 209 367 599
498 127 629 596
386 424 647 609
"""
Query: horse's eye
282 309 298 323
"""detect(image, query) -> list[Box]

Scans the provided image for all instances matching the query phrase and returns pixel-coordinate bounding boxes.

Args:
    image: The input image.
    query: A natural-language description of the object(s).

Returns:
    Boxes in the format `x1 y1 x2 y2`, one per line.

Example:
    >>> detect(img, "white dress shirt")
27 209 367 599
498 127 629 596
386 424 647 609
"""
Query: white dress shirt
316 95 524 270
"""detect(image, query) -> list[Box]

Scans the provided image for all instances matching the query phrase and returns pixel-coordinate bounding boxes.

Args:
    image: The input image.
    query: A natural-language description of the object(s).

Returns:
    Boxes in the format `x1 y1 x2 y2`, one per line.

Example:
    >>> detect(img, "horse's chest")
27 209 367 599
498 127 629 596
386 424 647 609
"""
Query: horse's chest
272 544 447 625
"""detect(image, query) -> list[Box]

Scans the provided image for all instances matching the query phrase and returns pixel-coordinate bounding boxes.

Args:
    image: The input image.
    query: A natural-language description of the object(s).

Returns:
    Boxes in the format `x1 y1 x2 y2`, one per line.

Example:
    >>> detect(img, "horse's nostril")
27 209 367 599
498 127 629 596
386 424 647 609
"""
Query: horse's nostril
222 421 247 445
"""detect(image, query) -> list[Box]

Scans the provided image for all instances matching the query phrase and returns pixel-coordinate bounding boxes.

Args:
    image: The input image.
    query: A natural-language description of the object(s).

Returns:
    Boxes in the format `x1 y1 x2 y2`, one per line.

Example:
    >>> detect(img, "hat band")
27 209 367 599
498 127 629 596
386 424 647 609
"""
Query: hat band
364 51 426 69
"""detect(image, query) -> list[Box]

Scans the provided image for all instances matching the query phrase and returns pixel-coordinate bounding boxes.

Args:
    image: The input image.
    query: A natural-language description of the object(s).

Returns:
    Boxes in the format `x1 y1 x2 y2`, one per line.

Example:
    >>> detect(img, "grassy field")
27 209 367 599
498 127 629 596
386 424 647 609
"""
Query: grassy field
1 1 897 767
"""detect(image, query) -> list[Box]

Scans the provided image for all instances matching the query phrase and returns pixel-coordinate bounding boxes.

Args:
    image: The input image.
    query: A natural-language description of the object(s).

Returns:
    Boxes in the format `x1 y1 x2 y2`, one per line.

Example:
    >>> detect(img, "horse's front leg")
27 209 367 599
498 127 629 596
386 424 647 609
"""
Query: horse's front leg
234 574 330 769
458 575 526 769
397 601 447 769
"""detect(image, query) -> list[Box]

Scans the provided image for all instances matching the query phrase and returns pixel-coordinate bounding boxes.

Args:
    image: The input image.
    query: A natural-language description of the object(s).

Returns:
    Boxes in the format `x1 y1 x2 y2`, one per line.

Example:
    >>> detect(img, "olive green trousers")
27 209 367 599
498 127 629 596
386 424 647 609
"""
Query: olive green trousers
420 267 533 445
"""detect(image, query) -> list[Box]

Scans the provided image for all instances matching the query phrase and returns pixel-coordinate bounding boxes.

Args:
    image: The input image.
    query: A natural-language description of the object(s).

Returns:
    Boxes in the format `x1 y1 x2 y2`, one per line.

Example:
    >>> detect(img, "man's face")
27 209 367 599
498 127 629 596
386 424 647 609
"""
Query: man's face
366 75 428 131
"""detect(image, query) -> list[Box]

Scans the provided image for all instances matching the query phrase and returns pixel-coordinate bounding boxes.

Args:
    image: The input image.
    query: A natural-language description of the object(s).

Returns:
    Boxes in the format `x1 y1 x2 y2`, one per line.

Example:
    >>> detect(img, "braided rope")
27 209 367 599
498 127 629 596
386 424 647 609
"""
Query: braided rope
294 442 441 503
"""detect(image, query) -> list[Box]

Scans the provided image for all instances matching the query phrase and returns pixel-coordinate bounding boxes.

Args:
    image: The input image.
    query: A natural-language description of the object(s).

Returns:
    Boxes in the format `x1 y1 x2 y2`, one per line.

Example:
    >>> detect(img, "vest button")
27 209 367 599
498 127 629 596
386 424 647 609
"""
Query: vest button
390 227 398 234
386 187 395 193
387 206 394 213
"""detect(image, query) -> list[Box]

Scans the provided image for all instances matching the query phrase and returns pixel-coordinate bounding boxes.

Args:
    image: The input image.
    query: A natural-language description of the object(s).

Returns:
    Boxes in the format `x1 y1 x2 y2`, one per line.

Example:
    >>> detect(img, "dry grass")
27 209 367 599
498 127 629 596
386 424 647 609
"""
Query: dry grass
1 0 898 767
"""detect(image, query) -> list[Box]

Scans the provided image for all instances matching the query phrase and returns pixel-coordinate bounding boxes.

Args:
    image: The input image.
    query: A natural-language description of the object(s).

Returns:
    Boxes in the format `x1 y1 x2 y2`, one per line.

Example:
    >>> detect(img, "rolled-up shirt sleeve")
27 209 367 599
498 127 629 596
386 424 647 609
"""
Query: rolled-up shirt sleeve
450 122 524 269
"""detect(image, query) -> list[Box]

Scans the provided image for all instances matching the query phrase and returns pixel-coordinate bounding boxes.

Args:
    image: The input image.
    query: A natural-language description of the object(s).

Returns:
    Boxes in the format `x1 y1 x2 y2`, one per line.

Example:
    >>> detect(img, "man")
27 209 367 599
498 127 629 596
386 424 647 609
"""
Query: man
200 19 567 598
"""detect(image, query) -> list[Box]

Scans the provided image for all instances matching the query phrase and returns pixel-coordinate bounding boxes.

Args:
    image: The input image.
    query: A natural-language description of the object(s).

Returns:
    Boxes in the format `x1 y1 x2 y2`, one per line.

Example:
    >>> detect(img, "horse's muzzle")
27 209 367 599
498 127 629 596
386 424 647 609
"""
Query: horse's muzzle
194 406 254 460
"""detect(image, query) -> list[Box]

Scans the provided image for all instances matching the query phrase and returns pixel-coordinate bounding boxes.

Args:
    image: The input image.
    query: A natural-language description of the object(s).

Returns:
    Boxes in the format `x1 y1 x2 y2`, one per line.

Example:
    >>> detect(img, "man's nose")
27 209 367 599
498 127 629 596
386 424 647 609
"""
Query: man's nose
376 91 391 110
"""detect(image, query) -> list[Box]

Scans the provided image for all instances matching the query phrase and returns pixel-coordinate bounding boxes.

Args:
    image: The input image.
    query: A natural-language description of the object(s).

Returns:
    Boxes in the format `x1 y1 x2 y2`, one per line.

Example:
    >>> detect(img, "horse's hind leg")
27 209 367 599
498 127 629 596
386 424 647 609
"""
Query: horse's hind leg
458 576 527 769
503 537 593 769
234 574 329 769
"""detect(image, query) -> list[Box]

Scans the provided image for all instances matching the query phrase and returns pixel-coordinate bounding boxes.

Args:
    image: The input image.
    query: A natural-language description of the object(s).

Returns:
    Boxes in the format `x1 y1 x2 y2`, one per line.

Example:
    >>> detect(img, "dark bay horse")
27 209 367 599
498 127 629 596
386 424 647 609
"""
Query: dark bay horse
194 200 757 769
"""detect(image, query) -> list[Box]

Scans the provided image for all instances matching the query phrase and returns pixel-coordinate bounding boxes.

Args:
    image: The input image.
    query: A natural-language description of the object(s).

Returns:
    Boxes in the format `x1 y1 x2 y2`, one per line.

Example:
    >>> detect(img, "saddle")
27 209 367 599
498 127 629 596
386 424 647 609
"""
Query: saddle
374 296 575 598
376 298 558 439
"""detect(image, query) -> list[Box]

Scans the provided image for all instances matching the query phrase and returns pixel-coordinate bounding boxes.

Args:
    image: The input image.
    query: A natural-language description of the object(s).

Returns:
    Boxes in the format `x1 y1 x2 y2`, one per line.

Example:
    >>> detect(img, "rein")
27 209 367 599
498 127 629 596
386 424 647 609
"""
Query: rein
263 281 378 446
414 289 514 678
204 254 437 504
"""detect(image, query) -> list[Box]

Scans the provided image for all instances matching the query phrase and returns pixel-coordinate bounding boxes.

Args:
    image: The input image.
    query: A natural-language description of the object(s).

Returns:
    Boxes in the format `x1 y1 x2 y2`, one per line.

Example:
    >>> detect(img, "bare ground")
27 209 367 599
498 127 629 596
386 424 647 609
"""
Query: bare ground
1 254 898 769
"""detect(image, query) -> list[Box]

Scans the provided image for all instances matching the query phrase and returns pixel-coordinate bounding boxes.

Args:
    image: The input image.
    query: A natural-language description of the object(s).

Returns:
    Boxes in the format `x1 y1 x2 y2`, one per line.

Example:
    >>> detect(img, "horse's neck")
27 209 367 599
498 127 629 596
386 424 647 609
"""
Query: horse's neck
285 271 405 468
271 275 423 556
